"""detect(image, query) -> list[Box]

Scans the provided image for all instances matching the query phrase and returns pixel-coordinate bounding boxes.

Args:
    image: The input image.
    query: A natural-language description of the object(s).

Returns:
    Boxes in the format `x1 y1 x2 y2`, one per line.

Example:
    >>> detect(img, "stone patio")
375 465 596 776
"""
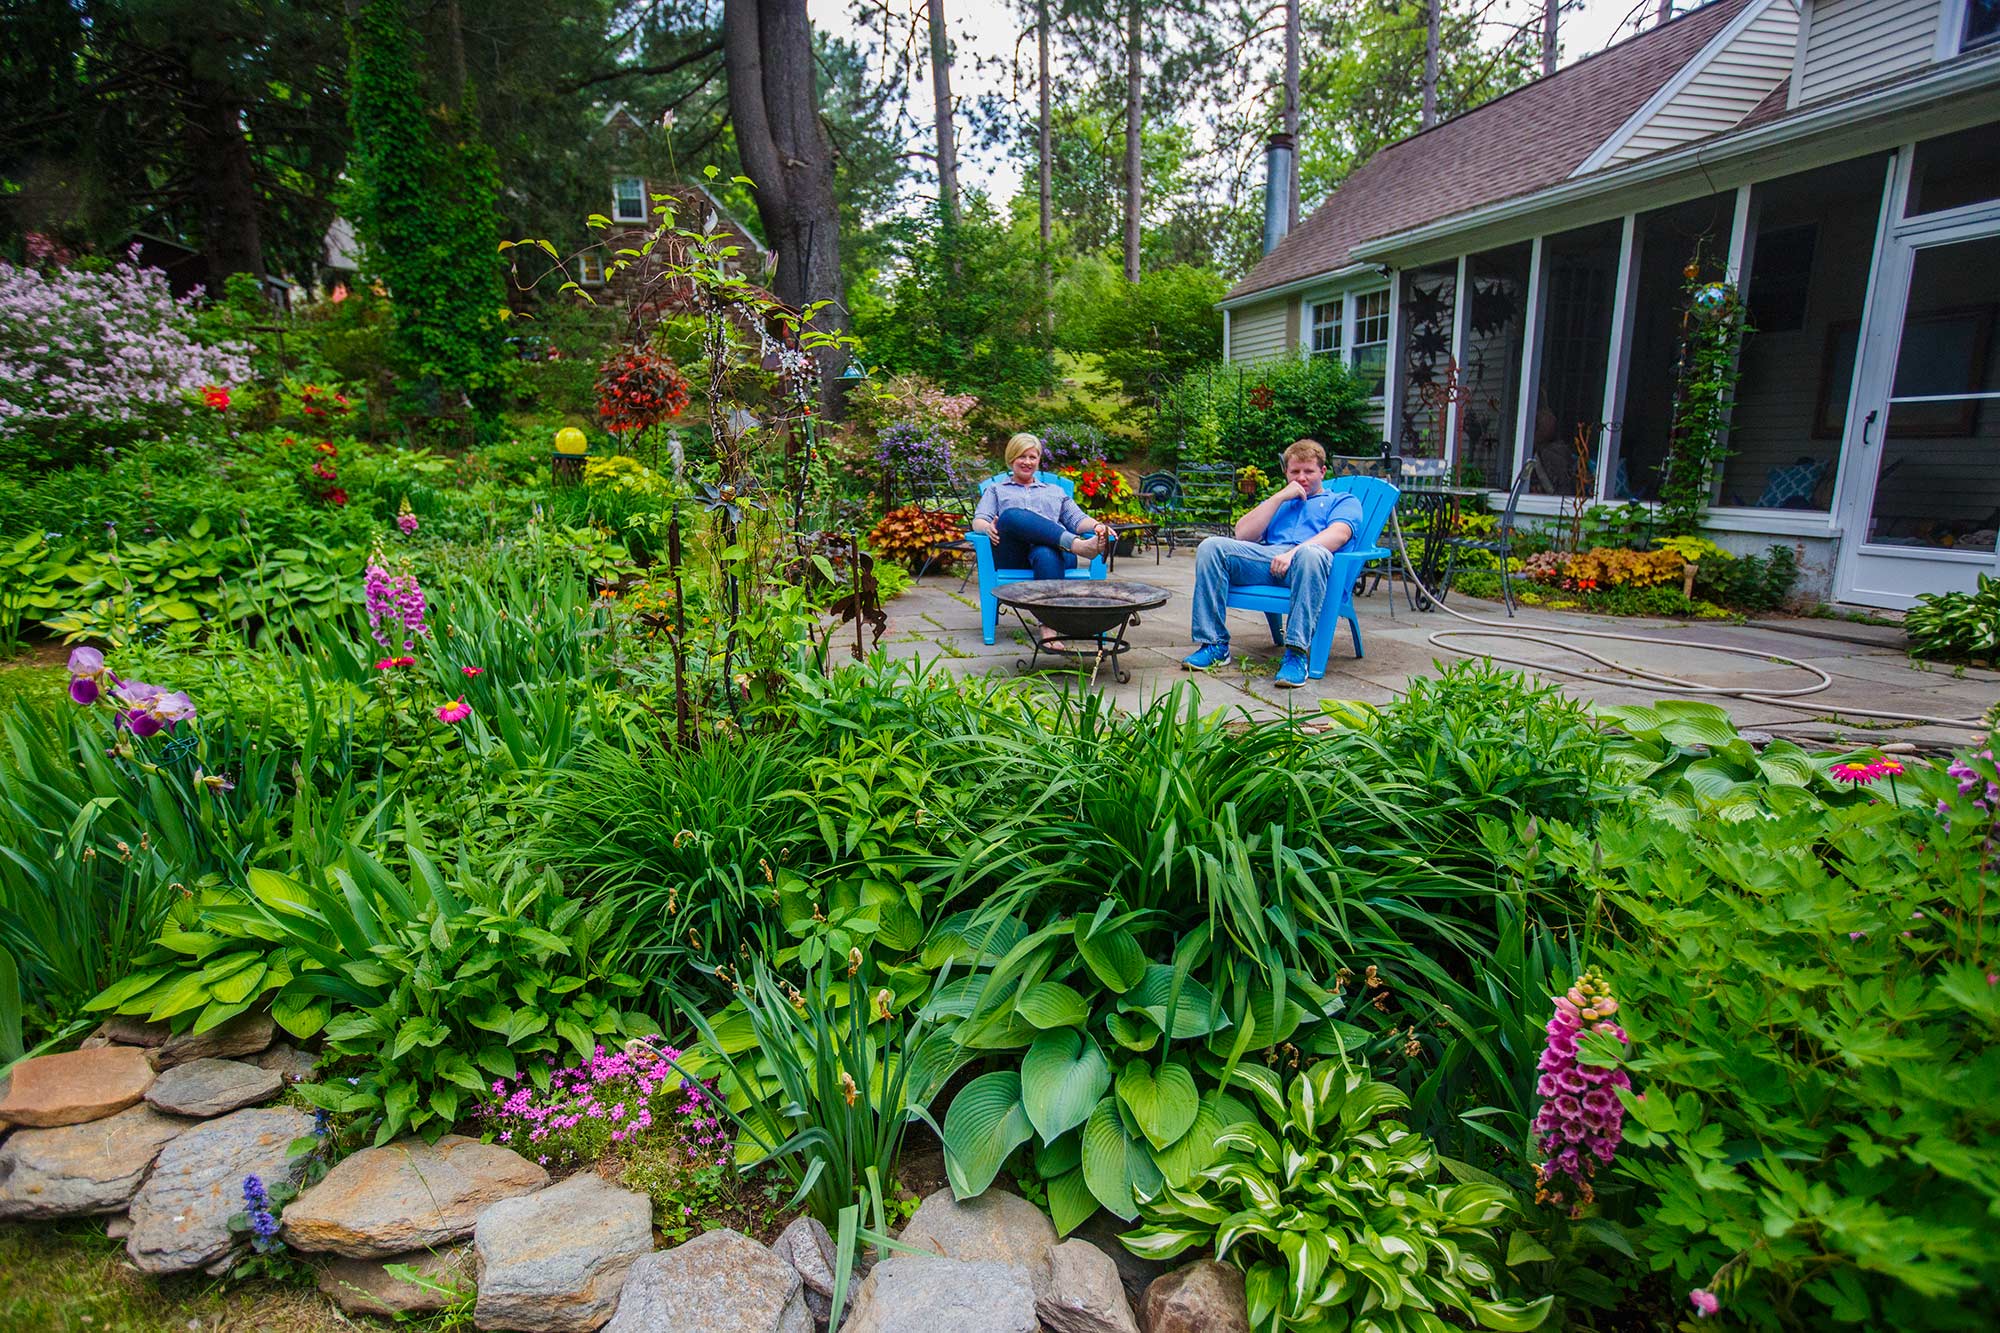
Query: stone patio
881 550 1999 750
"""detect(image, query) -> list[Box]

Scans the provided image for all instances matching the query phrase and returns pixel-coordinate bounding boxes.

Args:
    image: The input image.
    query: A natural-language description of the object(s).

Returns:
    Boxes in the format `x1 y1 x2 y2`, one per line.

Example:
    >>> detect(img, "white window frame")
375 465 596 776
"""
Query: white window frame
1308 299 1343 358
576 250 606 287
612 176 647 224
1940 1 2000 58
1349 288 1391 402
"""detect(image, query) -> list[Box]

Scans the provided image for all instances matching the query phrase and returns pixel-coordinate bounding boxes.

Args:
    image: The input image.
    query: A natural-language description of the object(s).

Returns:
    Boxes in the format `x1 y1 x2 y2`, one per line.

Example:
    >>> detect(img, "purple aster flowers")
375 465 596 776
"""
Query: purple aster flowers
65 647 194 736
1533 967 1631 1214
364 549 430 651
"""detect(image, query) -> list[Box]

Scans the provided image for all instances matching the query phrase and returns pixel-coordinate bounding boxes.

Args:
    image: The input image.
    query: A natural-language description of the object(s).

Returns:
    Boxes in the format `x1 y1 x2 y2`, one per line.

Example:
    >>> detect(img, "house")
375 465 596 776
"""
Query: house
1221 0 2000 609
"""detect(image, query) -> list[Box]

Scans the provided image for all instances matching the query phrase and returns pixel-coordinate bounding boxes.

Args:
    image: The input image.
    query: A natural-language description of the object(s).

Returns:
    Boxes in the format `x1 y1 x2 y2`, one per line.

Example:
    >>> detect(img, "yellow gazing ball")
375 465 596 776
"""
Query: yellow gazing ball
554 427 588 456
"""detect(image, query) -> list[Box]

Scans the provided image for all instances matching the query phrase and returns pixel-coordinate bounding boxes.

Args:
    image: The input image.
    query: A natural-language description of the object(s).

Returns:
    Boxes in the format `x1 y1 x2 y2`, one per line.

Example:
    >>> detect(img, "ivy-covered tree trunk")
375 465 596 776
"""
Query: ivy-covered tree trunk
346 0 506 416
722 0 849 405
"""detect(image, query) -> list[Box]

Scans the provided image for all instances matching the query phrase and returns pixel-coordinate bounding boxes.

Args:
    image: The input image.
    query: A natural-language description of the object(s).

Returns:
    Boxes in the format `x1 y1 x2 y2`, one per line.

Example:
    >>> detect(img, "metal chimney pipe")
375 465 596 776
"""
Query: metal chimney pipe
1263 133 1295 255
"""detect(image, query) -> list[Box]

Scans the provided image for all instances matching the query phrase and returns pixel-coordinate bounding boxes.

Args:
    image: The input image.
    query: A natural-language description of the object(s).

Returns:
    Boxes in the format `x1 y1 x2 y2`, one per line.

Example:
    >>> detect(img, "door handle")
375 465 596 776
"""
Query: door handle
1862 409 1877 447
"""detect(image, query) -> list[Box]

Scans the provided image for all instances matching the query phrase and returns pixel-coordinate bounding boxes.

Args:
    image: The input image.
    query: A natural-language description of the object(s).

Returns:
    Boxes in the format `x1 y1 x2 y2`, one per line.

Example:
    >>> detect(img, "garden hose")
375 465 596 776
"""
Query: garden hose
1383 512 1989 734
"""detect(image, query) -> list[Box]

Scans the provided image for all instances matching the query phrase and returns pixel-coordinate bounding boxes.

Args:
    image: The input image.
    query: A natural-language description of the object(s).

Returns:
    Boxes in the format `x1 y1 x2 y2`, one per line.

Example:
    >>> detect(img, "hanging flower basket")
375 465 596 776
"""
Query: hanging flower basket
595 349 692 433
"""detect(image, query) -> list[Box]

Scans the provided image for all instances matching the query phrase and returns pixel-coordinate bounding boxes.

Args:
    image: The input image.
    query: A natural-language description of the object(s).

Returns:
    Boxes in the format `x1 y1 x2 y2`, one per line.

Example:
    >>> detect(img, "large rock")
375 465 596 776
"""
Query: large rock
896 1188 1057 1296
0 1046 156 1128
82 1017 171 1049
473 1171 653 1331
284 1135 549 1259
250 1043 319 1084
1039 1239 1139 1333
319 1243 477 1318
840 1256 1039 1333
125 1106 315 1275
144 1058 282 1118
1074 1212 1177 1312
1138 1260 1249 1333
768 1215 837 1325
0 1104 194 1219
603 1228 809 1333
149 1012 275 1071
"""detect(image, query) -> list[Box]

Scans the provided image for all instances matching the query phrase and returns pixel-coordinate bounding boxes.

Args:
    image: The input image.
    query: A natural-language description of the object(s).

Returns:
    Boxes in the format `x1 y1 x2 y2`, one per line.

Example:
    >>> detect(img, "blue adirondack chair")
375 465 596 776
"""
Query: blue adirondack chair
968 470 1109 645
1224 475 1399 677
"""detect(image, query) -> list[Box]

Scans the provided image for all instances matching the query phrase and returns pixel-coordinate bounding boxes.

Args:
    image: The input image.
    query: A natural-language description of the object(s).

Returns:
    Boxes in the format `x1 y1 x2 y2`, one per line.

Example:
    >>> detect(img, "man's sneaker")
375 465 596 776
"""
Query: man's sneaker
1182 644 1231 672
1274 650 1310 688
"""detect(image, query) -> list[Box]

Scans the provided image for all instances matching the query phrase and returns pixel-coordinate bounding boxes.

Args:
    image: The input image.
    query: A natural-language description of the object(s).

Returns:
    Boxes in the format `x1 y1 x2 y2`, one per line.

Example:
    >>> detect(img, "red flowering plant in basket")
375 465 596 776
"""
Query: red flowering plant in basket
595 348 692 433
1055 460 1133 517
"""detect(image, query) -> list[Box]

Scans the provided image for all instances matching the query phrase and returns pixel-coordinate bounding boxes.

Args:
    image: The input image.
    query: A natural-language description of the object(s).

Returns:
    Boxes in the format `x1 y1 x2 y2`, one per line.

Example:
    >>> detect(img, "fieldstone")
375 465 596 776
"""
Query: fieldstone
144 1058 283 1118
1139 1260 1249 1333
319 1243 478 1318
1039 1239 1139 1333
125 1106 315 1275
250 1042 319 1084
897 1188 1057 1296
105 1212 131 1239
0 1105 194 1219
840 1256 1039 1333
102 1017 172 1048
0 1046 156 1128
284 1135 549 1258
149 1011 275 1071
473 1171 653 1331
603 1228 809 1333
768 1215 837 1324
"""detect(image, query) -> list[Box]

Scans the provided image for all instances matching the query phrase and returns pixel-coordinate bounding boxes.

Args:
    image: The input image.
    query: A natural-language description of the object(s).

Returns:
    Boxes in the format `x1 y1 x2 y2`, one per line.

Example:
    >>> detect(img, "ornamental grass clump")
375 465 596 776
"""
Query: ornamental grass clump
1532 967 1630 1213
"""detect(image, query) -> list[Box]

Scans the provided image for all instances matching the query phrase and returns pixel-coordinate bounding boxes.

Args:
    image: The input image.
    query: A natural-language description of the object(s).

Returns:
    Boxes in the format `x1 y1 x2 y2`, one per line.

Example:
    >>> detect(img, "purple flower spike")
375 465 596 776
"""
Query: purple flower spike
1533 968 1631 1214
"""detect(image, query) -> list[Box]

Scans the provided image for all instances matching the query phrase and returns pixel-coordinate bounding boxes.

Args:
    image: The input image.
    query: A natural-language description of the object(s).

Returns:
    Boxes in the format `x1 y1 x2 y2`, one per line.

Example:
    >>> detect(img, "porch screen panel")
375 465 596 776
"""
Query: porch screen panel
1528 221 1622 497
1868 234 2000 553
1907 122 2000 217
1723 154 1889 511
1613 193 1732 504
1396 262 1458 459
1458 243 1532 489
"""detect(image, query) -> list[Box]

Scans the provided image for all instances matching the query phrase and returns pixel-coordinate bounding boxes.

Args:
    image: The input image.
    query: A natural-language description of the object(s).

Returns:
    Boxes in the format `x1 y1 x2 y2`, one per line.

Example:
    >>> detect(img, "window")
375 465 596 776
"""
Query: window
1907 123 2000 217
613 177 646 223
1309 301 1343 357
576 251 605 287
1964 0 2000 52
1528 221 1623 496
1350 290 1390 396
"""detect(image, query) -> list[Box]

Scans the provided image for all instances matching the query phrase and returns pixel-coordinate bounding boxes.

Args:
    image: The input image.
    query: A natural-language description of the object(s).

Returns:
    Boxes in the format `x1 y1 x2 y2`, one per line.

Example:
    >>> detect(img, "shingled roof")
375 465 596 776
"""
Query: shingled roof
1225 0 1751 303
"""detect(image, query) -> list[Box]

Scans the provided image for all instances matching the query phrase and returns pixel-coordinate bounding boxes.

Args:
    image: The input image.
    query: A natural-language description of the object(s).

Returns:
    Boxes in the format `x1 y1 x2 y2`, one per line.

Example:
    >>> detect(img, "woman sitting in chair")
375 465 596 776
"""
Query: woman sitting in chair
971 433 1112 650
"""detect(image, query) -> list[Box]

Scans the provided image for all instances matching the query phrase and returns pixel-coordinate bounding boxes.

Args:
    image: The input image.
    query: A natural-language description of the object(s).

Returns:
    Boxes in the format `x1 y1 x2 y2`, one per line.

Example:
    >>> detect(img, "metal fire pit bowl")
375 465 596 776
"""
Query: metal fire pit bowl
992 580 1173 684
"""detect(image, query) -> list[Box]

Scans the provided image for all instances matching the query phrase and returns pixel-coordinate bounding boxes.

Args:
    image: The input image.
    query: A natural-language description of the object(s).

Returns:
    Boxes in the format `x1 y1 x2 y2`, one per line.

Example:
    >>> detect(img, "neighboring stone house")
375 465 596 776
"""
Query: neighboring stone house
1223 0 2000 607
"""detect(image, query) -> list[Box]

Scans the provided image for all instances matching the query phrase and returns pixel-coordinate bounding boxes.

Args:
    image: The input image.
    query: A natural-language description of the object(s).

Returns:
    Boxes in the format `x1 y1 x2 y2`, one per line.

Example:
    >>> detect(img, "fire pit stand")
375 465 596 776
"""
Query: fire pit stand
992 580 1174 685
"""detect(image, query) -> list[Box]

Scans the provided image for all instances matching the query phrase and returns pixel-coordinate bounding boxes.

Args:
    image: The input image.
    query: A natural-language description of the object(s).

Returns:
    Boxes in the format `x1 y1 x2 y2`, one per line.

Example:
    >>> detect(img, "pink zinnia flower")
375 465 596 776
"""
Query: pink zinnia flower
437 697 472 724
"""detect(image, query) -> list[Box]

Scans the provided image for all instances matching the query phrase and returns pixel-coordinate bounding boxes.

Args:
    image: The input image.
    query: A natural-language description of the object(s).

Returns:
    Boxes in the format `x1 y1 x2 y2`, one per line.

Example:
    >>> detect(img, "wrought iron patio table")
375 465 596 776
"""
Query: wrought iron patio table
1393 485 1488 610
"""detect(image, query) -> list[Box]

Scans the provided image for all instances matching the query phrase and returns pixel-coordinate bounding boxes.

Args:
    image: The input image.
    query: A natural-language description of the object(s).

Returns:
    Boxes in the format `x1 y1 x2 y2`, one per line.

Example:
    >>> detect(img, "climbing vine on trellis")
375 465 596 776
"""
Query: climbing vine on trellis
1658 264 1752 537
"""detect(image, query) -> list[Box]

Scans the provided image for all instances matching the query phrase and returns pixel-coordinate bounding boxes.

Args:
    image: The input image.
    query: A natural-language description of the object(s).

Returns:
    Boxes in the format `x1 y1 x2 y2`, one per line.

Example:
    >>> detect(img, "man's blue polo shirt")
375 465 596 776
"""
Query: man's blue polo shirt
1264 489 1365 548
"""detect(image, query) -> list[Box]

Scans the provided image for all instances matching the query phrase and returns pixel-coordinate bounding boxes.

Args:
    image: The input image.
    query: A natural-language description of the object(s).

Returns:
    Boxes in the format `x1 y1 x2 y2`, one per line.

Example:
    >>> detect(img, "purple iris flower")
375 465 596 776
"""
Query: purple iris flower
66 646 106 705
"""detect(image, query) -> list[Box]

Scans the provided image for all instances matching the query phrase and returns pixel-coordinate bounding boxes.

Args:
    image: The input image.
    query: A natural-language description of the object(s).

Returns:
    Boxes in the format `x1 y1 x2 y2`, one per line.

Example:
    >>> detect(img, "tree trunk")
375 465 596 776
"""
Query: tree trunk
1123 0 1141 283
1543 0 1558 77
1284 0 1300 230
184 62 265 289
1656 0 1674 24
721 0 849 402
1038 0 1053 392
929 0 957 225
442 0 468 105
1422 0 1440 130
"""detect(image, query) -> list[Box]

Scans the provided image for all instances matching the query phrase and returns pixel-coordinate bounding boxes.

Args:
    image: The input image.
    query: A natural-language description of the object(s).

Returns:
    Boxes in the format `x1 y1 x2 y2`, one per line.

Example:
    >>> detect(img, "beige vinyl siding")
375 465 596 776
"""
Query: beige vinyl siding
1605 1 1801 166
1797 0 1941 106
1226 297 1296 365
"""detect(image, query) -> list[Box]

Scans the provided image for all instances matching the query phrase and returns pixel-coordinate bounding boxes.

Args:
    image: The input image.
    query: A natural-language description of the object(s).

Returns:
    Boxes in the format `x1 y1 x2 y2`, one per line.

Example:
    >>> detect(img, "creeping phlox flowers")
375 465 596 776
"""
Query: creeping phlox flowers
480 1043 729 1168
363 548 430 651
1533 967 1631 1213
65 647 196 738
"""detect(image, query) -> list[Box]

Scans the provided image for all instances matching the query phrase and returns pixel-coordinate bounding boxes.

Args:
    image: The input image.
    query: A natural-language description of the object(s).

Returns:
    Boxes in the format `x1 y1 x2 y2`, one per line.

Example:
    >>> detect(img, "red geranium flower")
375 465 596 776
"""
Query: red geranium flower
201 385 230 411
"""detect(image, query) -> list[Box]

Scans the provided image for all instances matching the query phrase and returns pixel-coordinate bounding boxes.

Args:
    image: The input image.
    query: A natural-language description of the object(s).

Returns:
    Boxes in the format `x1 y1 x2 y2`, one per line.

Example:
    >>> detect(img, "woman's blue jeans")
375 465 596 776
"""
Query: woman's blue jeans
995 507 1077 581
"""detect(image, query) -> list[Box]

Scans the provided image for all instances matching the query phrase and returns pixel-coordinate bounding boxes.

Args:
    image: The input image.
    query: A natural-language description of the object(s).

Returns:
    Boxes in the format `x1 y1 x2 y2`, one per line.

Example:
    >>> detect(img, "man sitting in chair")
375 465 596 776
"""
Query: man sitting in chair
1181 438 1363 689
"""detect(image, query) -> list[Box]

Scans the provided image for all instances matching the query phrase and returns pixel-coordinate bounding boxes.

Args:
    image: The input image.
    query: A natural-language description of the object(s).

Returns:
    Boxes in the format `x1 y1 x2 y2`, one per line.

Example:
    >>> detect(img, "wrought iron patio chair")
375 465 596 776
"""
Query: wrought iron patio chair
1438 454 1547 617
1137 462 1241 557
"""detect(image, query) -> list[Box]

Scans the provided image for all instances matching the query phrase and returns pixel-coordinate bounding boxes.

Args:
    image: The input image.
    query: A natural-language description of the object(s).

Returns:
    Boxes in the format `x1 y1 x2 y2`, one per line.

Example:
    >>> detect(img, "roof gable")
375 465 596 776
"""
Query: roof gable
1226 0 1752 303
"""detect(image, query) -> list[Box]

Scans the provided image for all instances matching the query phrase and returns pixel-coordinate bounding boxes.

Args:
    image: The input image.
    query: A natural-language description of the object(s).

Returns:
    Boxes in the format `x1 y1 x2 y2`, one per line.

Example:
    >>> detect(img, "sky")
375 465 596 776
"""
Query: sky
812 0 1684 207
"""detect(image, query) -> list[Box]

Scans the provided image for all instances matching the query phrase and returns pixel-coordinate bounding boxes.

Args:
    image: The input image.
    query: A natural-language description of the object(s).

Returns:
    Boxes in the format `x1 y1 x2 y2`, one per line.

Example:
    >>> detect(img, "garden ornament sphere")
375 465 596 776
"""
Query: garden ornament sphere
554 427 588 455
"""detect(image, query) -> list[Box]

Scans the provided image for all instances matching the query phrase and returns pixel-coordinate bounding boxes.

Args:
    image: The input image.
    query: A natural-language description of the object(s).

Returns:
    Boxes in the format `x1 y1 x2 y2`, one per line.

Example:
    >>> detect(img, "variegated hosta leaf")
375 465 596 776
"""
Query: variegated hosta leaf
1215 1121 1282 1174
1206 1160 1281 1211
1277 1229 1331 1320
1213 1209 1280 1262
1119 1224 1209 1262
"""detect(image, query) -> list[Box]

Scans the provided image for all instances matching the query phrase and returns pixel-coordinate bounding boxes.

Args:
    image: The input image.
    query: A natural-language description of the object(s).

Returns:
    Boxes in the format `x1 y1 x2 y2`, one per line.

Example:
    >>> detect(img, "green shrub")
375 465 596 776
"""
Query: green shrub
1154 356 1375 466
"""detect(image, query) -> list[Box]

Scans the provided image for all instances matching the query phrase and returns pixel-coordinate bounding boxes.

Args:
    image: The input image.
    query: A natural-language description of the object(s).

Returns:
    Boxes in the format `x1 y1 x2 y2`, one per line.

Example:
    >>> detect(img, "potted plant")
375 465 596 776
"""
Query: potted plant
1100 510 1152 558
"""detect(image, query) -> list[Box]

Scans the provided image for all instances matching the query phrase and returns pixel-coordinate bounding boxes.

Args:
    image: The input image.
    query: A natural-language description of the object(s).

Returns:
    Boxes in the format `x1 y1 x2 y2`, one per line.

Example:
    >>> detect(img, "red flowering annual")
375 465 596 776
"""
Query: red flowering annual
594 349 691 433
311 462 337 481
327 488 348 507
201 385 231 411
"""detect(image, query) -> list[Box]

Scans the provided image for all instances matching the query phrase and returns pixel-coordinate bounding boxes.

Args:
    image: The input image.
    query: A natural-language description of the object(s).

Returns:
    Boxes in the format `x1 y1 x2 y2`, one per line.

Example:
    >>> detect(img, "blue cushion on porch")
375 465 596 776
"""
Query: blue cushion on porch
1753 458 1828 509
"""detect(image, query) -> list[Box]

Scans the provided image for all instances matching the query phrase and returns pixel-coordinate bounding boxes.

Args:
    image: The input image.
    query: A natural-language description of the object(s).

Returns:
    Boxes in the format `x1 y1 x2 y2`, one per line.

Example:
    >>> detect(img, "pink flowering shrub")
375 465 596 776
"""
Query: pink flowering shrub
1532 967 1630 1212
479 1041 730 1171
0 254 251 467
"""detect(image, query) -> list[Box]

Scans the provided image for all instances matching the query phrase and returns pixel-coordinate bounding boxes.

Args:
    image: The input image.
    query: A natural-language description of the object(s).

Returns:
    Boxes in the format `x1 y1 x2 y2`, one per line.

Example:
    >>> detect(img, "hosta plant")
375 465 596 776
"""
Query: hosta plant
1123 1061 1552 1333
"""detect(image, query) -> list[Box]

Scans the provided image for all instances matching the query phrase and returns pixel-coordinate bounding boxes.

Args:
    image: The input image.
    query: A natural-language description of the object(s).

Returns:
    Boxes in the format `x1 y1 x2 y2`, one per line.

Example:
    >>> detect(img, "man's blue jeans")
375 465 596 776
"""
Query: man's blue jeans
1189 536 1333 652
994 507 1078 582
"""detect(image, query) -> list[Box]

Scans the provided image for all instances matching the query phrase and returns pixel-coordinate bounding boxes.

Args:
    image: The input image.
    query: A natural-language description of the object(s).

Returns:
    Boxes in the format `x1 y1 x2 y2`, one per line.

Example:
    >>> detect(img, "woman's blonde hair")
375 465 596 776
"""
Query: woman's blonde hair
1004 433 1043 467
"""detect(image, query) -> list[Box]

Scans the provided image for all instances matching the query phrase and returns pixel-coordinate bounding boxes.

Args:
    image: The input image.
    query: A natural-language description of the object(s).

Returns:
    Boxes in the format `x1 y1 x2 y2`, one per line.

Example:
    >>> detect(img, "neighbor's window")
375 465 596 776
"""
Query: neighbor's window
613 177 646 223
1964 0 1999 52
1310 300 1343 357
1350 289 1390 396
576 251 605 287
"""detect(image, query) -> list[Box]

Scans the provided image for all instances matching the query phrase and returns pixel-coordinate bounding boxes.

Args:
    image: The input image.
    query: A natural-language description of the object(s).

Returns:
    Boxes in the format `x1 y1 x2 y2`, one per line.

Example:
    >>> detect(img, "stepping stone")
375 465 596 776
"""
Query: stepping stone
144 1058 282 1118
319 1242 477 1317
1139 1260 1250 1333
841 1255 1039 1333
284 1134 548 1258
250 1042 319 1084
0 1046 156 1128
1039 1238 1138 1333
125 1106 315 1275
473 1171 653 1331
898 1187 1058 1297
149 1012 275 1071
0 1104 194 1219
604 1228 809 1333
